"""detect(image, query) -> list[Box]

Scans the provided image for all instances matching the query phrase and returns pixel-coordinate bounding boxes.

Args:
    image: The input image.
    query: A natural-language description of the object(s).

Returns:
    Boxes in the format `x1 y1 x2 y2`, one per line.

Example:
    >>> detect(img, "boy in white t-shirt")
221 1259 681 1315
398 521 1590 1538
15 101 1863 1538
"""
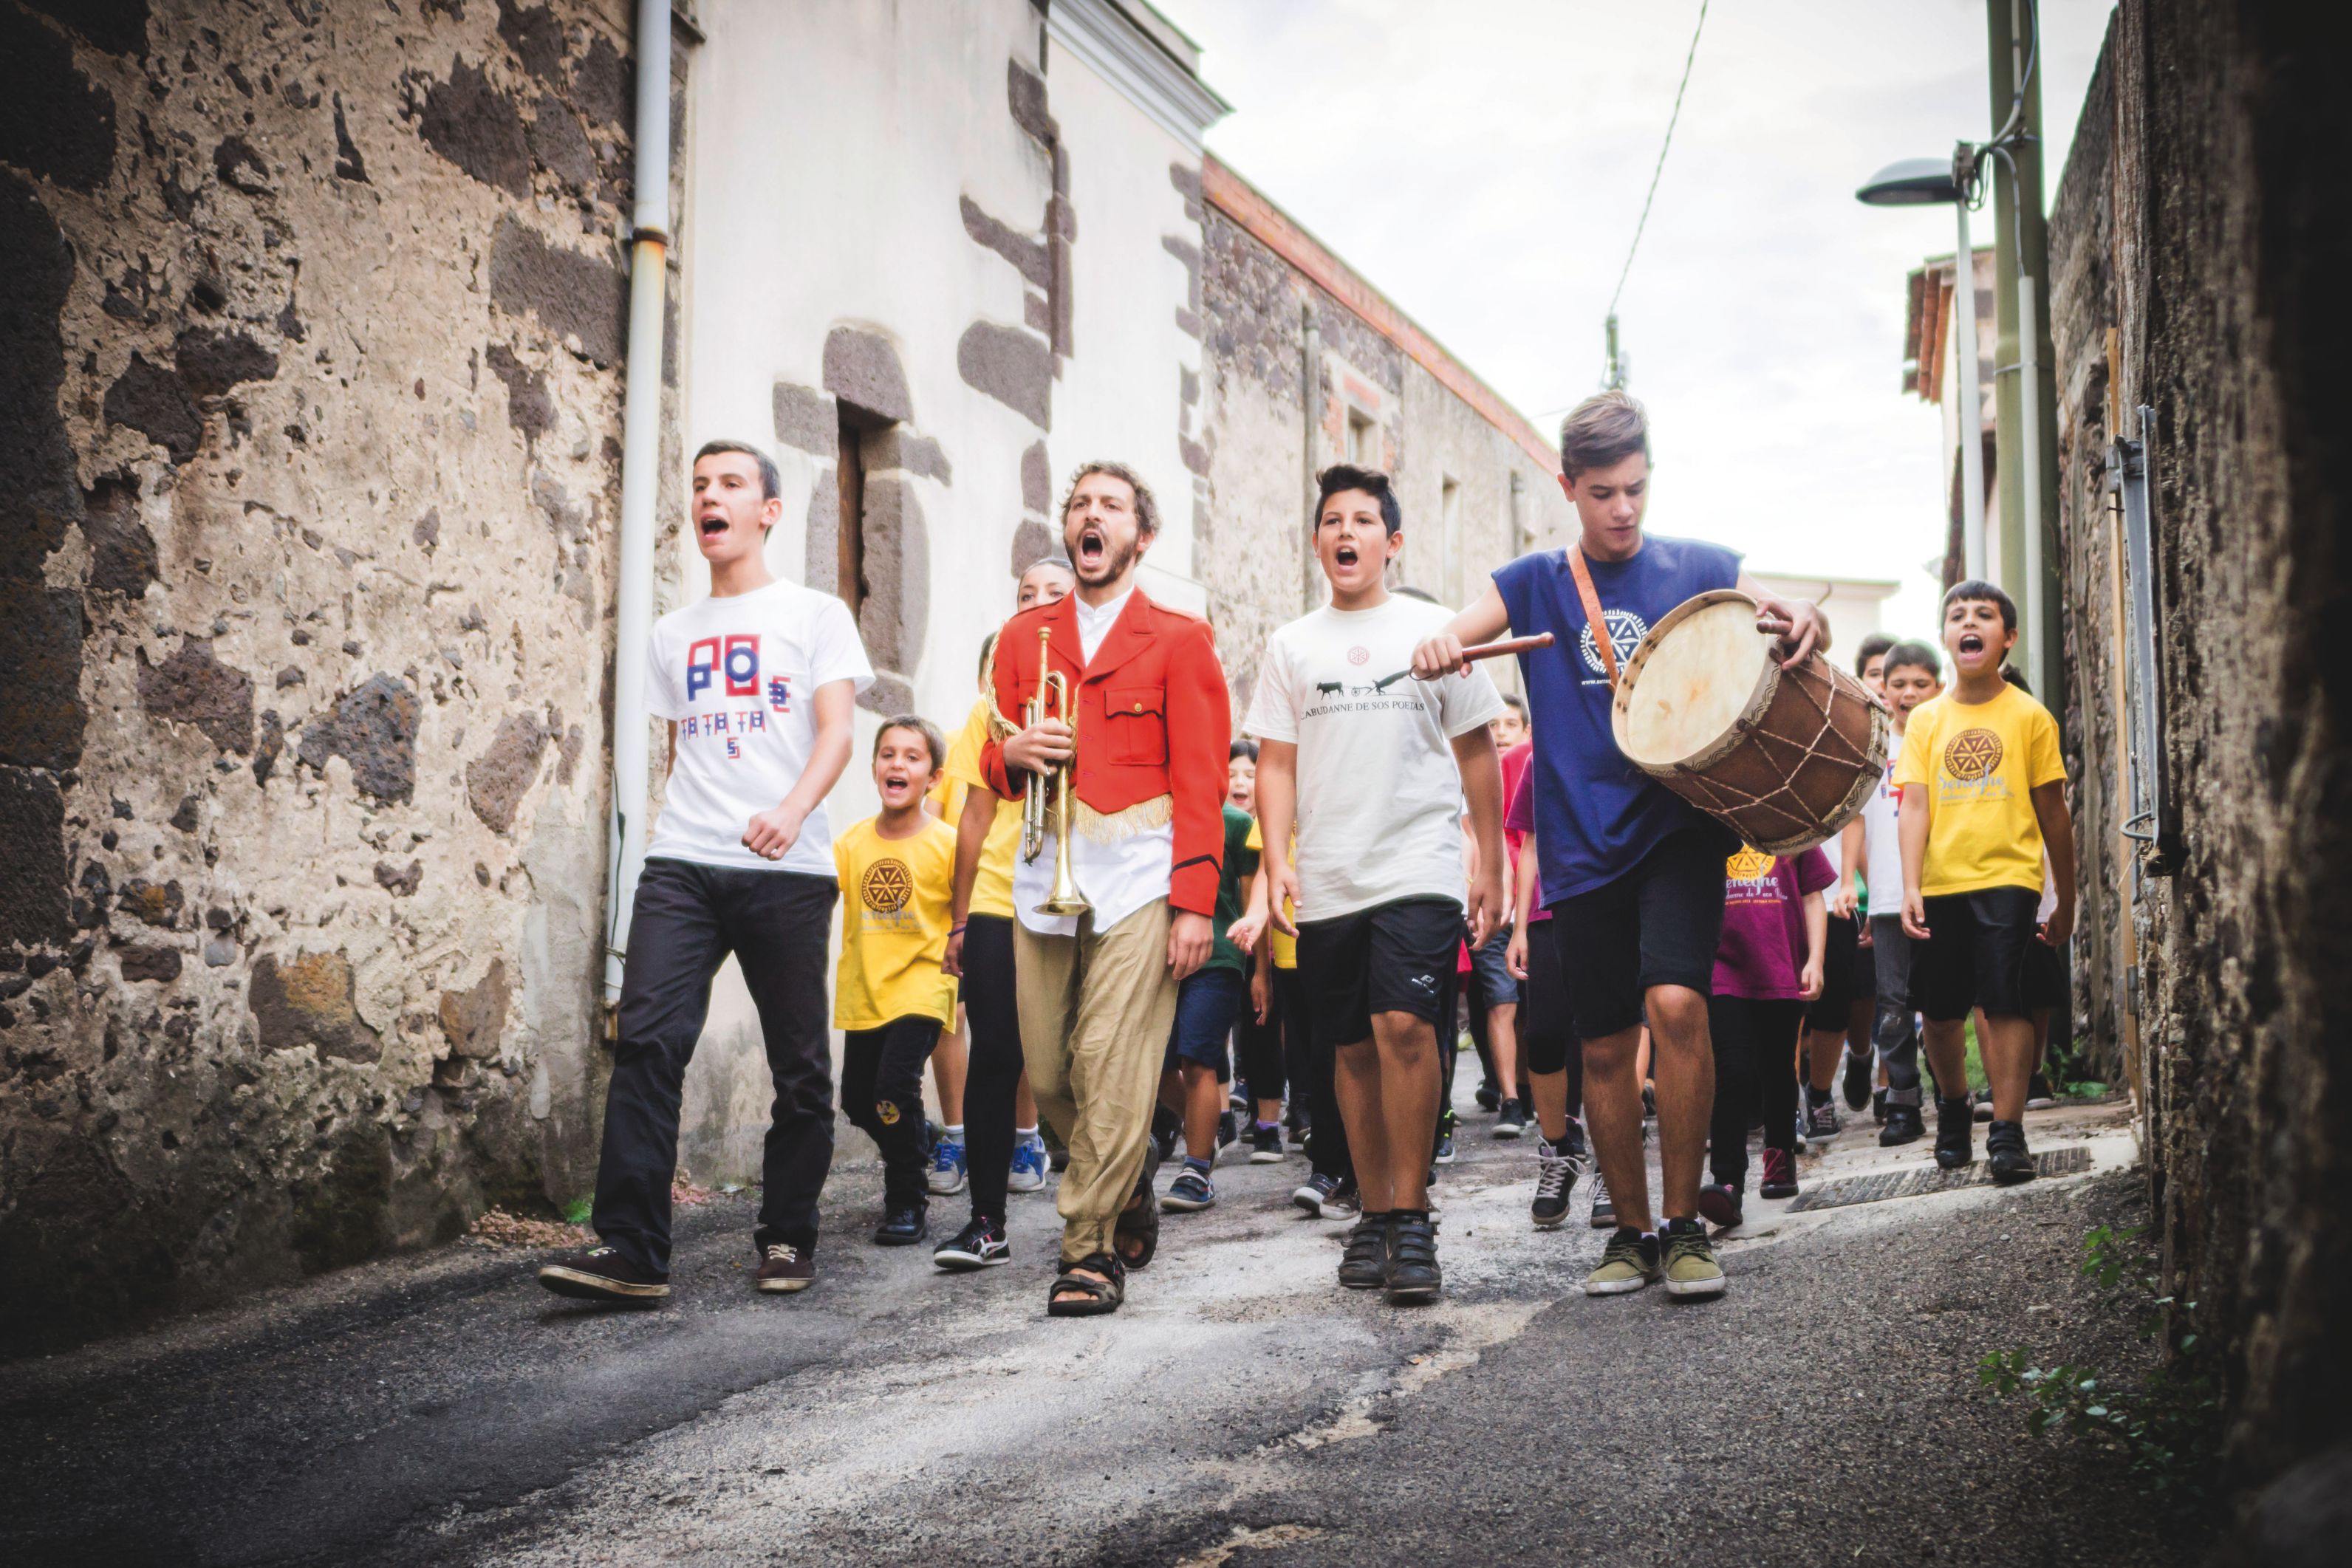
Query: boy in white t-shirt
1246 465 1506 1307
540 441 872 1305
1856 640 1941 1148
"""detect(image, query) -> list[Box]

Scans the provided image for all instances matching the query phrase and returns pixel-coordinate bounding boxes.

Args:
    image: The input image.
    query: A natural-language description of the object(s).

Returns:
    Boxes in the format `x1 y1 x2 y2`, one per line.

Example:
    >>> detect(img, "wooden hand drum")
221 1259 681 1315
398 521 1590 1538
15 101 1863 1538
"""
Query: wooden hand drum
1610 591 1889 855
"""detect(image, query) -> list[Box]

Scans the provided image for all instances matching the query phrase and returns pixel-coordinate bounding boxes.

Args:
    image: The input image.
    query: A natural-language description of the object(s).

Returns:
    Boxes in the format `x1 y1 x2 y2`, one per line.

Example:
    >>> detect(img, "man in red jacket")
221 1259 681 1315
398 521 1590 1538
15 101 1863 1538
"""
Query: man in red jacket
948 461 1228 1316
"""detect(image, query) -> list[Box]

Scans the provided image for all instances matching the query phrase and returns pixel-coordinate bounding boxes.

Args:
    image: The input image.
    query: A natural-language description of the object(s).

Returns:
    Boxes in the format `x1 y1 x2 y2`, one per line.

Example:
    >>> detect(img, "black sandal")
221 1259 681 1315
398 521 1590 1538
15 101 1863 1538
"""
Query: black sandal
1114 1148 1161 1270
1046 1251 1126 1317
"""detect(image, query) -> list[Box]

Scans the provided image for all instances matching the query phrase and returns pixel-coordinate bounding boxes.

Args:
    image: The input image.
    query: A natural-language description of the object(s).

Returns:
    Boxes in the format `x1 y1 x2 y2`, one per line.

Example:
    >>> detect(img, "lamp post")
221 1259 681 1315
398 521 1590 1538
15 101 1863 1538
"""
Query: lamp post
1858 148 1986 585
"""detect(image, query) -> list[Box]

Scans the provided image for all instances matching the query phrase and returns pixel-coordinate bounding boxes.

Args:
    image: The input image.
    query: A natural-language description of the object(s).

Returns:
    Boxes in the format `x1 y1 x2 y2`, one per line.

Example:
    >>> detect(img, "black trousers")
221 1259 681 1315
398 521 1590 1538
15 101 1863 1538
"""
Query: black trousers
841 1015 943 1211
1275 965 1350 1183
594 857 838 1274
960 913 1025 1223
1707 993 1806 1191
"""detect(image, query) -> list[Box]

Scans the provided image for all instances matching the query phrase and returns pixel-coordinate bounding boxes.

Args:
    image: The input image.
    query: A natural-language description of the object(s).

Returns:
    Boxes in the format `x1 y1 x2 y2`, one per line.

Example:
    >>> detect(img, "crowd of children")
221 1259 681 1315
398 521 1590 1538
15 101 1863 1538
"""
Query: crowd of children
541 396 2079 1315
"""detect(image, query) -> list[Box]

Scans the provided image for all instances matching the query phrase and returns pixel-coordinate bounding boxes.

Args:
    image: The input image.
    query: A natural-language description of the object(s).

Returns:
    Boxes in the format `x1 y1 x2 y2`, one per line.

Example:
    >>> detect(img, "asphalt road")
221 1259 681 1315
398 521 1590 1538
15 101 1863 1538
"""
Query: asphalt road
1 1095 2205 1567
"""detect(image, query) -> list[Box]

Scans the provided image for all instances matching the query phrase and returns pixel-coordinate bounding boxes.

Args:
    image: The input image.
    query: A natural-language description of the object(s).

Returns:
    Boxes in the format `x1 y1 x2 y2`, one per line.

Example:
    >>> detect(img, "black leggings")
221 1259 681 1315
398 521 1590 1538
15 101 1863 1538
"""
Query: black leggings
960 914 1025 1223
841 1015 944 1211
1275 965 1350 1182
1707 994 1805 1189
1235 971 1285 1111
1521 917 1581 1112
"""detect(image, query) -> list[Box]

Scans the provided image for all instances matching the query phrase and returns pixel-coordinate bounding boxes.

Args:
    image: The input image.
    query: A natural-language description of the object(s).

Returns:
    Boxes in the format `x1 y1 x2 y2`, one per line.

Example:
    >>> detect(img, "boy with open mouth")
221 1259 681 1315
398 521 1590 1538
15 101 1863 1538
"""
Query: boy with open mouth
1895 582 2076 1183
540 440 871 1305
1247 464 1508 1306
832 717 960 1249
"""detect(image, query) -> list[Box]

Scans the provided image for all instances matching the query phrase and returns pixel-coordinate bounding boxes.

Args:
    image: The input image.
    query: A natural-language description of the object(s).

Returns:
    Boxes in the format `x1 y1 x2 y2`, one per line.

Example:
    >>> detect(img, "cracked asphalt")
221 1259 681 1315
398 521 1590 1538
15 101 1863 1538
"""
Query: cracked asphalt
0 1092 2207 1567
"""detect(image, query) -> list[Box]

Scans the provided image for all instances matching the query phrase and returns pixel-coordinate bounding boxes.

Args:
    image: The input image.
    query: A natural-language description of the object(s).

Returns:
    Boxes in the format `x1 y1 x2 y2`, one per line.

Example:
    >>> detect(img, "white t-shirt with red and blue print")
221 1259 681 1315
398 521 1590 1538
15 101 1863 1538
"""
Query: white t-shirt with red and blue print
643 578 874 876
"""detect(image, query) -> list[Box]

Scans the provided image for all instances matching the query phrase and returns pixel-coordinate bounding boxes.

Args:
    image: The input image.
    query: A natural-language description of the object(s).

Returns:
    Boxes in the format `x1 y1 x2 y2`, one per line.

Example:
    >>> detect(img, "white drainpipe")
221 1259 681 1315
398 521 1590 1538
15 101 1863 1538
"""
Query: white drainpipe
605 0 672 1004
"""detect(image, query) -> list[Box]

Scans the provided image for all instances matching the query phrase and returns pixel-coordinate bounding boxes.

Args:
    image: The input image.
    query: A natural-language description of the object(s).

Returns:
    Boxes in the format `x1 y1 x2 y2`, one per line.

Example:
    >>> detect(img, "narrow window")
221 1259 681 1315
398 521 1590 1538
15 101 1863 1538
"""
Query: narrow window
835 405 878 614
1347 408 1377 468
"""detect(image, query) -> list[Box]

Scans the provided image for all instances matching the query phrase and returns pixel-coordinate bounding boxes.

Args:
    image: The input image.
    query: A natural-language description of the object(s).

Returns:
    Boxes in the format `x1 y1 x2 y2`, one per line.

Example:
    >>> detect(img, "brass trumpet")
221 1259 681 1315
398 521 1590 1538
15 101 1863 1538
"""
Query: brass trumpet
993 625 1088 917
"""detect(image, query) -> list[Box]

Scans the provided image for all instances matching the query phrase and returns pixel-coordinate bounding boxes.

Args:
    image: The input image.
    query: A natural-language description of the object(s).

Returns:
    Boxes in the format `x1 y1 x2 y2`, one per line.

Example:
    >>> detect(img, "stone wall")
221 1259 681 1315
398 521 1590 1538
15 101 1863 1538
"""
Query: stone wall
0 0 646 1346
2047 0 2352 1484
1198 196 1569 716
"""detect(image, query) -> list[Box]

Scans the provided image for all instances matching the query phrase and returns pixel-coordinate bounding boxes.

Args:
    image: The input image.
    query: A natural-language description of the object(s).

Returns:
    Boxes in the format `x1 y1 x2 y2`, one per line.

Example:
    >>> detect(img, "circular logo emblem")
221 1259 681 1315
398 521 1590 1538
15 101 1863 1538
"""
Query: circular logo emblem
1579 609 1649 676
877 1101 902 1126
861 858 913 914
1942 727 2005 781
1347 646 1370 666
1726 848 1774 881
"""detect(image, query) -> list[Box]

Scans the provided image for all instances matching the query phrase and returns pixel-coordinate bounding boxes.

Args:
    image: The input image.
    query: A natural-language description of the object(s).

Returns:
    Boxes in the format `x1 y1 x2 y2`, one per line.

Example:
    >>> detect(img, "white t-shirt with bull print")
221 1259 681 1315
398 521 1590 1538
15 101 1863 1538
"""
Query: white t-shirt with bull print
1245 594 1503 922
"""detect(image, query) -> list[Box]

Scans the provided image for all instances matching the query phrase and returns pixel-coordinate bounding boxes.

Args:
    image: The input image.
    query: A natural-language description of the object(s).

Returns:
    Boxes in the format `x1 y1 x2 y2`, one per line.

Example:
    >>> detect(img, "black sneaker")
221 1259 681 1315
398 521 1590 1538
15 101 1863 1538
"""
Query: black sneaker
1696 1180 1743 1230
1383 1213 1442 1303
872 1206 928 1246
1934 1096 1975 1169
1339 1214 1388 1290
1805 1092 1842 1140
1531 1138 1576 1229
754 1241 816 1293
1434 1129 1457 1165
933 1216 1011 1270
1474 1081 1503 1112
1987 1120 2036 1185
1842 1045 1873 1111
1558 1116 1591 1167
1249 1123 1286 1163
1589 1168 1617 1230
1293 1172 1356 1219
1880 1102 1925 1146
1494 1099 1530 1139
537 1245 670 1302
2026 1073 2057 1110
1217 1109 1240 1154
1972 1087 1997 1123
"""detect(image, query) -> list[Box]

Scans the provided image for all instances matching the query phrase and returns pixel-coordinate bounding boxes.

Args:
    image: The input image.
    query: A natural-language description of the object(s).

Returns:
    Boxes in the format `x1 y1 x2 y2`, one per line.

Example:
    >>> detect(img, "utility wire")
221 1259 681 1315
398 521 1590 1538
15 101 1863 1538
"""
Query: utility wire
1604 0 1711 323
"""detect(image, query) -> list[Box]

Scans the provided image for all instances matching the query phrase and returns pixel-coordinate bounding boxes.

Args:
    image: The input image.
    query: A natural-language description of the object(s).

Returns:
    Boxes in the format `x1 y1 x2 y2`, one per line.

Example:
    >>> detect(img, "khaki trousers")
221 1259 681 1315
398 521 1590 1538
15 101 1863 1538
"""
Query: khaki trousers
1014 900 1179 1265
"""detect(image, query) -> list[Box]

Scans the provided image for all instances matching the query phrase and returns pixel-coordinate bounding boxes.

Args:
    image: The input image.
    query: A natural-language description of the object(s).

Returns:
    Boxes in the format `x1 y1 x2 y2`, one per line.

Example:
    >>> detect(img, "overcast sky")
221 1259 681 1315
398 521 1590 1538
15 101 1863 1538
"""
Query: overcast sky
1170 0 2113 642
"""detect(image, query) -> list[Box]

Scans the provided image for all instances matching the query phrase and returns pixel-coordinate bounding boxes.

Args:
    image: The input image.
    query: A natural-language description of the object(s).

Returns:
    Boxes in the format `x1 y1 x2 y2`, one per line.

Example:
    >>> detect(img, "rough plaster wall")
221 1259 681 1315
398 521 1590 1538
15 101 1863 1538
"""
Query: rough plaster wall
1199 206 1567 716
2049 0 2352 1483
0 0 637 1346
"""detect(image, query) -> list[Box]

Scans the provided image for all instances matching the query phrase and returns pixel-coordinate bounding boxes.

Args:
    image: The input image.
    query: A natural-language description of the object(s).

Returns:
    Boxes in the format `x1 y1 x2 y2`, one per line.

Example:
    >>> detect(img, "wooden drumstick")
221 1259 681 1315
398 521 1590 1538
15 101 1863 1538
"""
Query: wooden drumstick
1388 632 1555 687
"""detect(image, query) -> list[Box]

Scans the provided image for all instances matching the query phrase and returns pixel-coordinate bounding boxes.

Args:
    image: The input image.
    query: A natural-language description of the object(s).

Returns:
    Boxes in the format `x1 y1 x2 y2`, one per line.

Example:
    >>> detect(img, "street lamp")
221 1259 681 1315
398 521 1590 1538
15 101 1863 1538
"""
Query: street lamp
1859 148 1987 583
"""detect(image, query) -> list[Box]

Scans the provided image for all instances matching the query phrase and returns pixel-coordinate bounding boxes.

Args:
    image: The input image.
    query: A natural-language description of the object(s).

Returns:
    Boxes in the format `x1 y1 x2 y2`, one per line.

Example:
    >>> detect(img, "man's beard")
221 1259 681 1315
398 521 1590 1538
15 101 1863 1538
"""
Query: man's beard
1074 533 1138 584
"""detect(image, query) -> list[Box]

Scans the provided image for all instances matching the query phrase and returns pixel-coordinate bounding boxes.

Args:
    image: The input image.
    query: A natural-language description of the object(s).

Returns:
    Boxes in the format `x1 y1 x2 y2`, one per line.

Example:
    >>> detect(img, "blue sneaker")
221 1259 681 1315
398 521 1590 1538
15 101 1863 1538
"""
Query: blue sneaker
927 1132 968 1196
1007 1132 1049 1194
1160 1168 1215 1212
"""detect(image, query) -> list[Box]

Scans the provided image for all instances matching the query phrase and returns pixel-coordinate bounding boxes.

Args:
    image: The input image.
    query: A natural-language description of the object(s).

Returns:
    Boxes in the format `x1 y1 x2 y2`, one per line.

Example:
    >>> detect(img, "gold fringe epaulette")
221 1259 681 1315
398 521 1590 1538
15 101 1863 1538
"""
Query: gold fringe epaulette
1072 793 1174 843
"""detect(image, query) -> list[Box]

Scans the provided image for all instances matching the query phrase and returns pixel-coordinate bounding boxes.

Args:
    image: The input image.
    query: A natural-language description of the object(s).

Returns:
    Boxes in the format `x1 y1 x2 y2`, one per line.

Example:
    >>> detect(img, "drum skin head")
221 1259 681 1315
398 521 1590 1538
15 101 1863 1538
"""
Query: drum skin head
1615 594 1771 767
1612 590 1890 854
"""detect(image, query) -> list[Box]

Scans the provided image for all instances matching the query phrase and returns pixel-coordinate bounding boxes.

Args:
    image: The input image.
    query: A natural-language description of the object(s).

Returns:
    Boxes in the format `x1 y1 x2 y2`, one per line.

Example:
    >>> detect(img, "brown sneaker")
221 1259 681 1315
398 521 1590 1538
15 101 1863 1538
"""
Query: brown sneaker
755 1241 816 1293
536 1245 669 1302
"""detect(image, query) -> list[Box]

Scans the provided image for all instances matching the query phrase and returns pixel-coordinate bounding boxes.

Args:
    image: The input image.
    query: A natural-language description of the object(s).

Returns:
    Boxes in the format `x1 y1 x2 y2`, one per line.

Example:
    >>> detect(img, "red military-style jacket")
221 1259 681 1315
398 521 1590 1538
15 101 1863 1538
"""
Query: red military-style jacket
980 587 1232 918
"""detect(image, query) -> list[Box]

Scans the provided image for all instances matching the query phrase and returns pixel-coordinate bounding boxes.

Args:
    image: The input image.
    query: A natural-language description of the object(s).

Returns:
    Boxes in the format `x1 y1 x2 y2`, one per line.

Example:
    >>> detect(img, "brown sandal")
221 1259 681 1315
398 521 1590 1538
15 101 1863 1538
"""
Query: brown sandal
1113 1148 1160 1270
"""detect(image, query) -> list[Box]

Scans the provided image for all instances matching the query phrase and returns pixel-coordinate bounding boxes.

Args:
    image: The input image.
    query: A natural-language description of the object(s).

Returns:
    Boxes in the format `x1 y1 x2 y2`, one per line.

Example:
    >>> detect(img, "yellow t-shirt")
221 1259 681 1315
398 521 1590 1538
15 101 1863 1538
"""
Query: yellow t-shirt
934 697 1019 921
1893 685 2066 897
833 815 960 1030
1243 819 1298 970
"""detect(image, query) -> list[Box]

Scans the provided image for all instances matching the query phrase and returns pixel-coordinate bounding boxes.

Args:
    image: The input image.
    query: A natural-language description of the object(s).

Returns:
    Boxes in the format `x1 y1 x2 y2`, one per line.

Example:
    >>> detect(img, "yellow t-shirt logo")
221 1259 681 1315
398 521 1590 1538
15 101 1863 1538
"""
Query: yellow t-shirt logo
861 859 913 914
1941 728 2004 781
1725 847 1774 880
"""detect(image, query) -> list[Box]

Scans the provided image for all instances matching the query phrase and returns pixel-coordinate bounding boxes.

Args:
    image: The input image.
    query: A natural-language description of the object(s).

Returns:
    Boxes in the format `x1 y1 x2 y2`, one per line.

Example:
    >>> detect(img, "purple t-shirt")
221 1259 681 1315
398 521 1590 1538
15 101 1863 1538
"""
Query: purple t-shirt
1712 846 1835 999
1502 740 1549 924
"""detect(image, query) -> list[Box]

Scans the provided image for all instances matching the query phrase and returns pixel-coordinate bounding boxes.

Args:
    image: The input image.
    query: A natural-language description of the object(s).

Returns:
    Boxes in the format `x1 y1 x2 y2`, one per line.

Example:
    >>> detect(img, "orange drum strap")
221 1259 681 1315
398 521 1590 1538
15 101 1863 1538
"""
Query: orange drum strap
1566 544 1619 690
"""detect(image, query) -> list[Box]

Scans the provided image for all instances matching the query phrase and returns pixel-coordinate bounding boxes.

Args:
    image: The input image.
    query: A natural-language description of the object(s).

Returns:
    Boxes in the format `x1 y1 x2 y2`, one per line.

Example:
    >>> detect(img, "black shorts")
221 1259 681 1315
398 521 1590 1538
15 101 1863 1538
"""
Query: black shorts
1296 896 1461 1050
2022 934 2068 1012
1548 826 1731 1041
1915 887 2041 1021
1804 913 1862 1030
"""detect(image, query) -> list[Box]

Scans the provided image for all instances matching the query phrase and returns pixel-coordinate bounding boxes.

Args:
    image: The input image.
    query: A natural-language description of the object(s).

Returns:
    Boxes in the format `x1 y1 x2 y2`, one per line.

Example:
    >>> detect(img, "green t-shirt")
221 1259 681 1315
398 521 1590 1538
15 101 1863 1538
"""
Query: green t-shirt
1204 805 1260 974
